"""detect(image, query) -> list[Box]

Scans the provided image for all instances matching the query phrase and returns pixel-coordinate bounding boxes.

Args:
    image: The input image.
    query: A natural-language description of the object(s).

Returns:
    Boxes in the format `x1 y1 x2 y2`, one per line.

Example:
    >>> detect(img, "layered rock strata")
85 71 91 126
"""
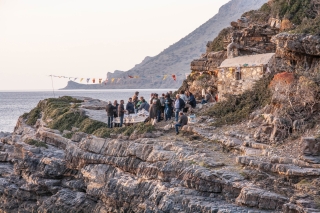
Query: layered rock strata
0 110 293 212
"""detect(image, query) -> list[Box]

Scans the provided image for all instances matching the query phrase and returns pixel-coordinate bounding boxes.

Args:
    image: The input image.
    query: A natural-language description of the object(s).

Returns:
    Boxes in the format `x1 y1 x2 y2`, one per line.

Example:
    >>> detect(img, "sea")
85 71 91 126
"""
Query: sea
0 89 174 133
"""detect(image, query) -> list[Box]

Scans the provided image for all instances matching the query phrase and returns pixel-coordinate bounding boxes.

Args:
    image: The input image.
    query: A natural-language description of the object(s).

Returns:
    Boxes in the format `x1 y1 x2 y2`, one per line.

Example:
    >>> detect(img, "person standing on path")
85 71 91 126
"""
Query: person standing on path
118 100 125 127
154 94 162 122
149 99 157 123
126 98 135 114
132 91 139 114
175 111 188 135
160 93 166 119
105 101 115 128
113 100 119 127
174 94 185 122
164 94 173 121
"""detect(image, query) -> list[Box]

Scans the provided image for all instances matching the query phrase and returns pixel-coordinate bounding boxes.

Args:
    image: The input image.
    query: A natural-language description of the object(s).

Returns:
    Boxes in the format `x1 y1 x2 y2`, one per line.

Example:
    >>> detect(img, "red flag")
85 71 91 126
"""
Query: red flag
128 75 134 78
172 74 176 81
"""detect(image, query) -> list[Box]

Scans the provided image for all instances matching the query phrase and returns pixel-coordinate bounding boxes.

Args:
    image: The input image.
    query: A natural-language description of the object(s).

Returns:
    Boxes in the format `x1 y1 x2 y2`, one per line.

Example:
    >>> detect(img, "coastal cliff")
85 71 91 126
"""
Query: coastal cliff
3 0 320 212
0 97 306 212
1 91 320 212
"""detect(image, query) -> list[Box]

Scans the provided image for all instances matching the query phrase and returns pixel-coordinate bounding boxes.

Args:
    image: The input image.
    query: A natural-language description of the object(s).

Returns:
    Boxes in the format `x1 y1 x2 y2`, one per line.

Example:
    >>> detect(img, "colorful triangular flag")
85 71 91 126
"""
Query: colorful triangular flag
163 75 168 80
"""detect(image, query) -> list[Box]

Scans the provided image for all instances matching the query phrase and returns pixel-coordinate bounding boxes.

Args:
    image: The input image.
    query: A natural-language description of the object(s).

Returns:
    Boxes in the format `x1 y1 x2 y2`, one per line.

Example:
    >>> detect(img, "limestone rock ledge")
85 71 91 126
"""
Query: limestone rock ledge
0 117 288 213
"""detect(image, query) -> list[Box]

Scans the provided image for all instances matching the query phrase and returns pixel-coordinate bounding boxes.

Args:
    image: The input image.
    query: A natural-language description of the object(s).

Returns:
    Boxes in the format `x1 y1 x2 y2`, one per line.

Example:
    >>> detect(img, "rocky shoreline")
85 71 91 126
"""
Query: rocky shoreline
0 98 319 212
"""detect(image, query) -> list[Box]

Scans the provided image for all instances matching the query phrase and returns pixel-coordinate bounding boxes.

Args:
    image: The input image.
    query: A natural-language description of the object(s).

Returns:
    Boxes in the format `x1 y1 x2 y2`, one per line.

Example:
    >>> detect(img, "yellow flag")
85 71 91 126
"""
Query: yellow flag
163 75 168 80
80 78 84 82
134 76 139 78
111 78 115 83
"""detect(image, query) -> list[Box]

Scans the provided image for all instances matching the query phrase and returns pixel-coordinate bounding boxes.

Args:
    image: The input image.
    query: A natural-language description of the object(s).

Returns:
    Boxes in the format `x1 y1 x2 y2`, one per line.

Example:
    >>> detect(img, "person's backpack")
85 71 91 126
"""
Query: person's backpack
180 98 185 109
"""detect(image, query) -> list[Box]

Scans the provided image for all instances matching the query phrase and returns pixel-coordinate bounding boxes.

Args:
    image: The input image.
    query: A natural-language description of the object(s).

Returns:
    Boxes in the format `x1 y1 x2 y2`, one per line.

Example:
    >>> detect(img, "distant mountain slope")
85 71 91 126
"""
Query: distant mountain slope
63 0 267 90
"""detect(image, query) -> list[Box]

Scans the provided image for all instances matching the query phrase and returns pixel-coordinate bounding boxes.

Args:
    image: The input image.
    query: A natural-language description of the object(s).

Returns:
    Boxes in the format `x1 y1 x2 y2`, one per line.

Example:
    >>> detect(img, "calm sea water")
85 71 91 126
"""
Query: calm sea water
0 89 174 133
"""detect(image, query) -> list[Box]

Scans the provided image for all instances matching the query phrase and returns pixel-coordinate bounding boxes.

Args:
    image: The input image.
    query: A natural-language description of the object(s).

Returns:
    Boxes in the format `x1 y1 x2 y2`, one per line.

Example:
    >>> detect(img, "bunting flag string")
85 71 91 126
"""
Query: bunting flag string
49 72 183 84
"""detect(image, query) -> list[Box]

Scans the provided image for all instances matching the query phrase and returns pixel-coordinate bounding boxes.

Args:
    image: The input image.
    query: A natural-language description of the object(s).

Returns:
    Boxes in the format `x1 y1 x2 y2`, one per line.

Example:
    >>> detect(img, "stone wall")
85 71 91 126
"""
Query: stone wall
217 66 265 100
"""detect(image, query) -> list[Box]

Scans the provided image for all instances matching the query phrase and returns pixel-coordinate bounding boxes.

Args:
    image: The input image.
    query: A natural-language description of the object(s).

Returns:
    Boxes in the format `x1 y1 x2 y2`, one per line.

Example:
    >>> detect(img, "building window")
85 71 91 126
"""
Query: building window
235 70 241 80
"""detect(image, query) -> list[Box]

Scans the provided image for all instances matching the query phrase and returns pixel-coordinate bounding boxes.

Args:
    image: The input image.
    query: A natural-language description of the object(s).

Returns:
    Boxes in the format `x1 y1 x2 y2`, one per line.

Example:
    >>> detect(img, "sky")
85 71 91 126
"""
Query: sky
0 0 230 90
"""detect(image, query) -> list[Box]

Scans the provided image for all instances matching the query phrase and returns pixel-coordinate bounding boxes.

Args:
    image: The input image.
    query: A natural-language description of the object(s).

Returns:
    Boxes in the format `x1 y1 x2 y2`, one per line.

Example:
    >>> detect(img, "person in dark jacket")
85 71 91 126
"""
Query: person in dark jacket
113 100 119 127
175 112 188 135
164 94 173 121
154 94 162 122
118 100 125 127
160 93 166 119
174 94 185 122
105 101 115 128
126 98 135 114
186 91 196 112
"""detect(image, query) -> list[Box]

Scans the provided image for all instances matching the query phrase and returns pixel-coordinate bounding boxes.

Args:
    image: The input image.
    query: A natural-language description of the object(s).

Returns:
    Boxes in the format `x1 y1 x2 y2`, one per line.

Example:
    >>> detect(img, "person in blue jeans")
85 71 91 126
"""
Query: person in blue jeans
118 100 125 127
174 94 185 122
175 111 188 135
105 101 115 128
164 94 173 120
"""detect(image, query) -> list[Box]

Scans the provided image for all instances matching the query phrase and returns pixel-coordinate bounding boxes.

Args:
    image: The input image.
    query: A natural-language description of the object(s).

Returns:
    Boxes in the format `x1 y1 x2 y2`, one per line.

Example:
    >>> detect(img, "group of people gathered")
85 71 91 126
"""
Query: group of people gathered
105 90 199 132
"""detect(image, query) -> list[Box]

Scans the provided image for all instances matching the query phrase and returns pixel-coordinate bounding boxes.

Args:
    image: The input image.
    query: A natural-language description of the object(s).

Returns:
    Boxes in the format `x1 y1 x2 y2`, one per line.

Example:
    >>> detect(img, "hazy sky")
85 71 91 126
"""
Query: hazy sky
0 0 230 90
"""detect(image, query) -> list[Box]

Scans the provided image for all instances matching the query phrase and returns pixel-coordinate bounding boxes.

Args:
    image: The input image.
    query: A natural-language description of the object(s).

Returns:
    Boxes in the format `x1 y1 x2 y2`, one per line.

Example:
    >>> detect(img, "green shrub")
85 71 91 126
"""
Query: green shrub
208 28 232 52
197 74 210 81
63 132 73 139
271 0 315 25
134 123 155 134
25 139 48 148
25 107 41 126
79 118 108 134
203 75 273 126
49 111 87 132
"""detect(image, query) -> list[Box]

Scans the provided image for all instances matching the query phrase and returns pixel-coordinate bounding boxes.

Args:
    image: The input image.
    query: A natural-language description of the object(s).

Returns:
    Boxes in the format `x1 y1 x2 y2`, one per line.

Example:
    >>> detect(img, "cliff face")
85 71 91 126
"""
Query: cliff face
62 0 267 90
1 96 320 212
0 104 282 213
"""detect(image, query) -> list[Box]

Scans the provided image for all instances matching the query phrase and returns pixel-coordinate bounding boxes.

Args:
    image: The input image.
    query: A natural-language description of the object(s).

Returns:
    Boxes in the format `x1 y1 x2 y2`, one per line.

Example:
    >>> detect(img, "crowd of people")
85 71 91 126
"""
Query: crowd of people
105 90 215 134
